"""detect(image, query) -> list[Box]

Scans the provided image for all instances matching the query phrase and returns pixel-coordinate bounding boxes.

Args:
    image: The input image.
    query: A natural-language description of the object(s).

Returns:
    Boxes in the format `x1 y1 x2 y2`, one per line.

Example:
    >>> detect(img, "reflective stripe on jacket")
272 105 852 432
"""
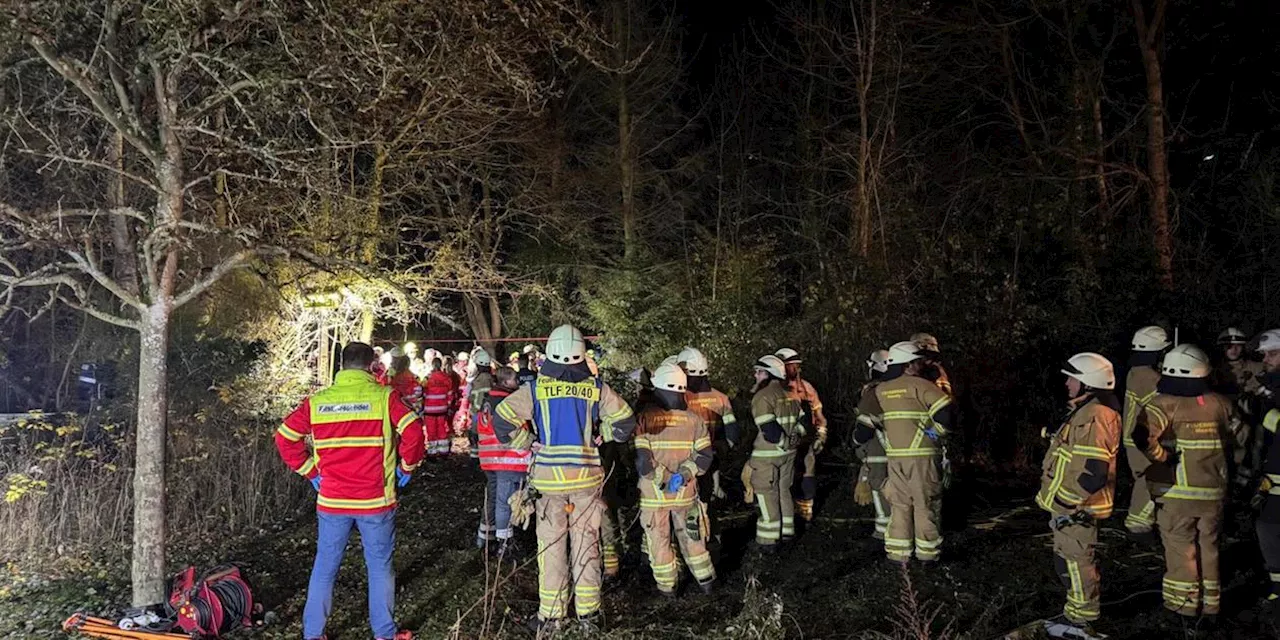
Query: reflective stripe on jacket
477 388 531 472
276 370 425 515
750 380 802 458
686 389 736 441
1142 392 1238 502
874 375 951 458
1036 396 1120 518
423 370 455 415
1123 367 1160 448
635 406 711 509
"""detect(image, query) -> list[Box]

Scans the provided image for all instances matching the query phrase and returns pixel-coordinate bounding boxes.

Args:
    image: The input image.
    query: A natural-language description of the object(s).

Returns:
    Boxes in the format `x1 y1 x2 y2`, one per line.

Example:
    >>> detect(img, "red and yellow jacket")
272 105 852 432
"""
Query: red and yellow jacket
477 388 531 472
423 370 456 416
276 370 425 515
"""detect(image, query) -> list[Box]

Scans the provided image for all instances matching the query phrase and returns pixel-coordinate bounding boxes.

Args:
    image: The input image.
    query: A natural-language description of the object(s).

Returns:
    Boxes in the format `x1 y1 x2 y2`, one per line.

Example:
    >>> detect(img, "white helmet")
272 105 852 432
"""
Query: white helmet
1131 326 1171 352
546 324 586 364
472 348 492 367
651 363 688 393
754 354 786 379
867 349 890 374
1258 329 1280 353
1061 352 1115 390
910 332 940 353
1162 344 1210 379
775 348 802 364
457 351 470 362
1217 328 1248 345
522 344 539 355
661 354 680 368
423 348 440 363
886 341 923 366
678 346 709 377
403 342 419 357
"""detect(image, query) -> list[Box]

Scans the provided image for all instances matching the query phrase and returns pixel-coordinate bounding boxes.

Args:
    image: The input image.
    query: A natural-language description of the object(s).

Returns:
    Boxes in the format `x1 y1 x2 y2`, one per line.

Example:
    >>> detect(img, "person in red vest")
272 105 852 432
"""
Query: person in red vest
387 348 423 415
423 355 457 457
274 342 424 640
475 366 530 556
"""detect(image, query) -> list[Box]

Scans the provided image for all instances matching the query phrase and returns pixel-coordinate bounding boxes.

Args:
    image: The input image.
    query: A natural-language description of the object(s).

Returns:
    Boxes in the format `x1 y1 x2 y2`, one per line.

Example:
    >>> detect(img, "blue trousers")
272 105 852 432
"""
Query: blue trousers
478 470 526 543
303 509 397 639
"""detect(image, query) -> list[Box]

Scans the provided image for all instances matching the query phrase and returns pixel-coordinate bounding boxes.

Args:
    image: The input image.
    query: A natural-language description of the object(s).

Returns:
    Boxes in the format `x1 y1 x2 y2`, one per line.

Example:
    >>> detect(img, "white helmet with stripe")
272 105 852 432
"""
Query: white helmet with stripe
1161 344 1210 379
754 354 786 380
546 324 586 364
886 341 923 366
1131 325 1171 352
867 349 890 374
678 346 709 377
651 363 688 393
1061 352 1115 390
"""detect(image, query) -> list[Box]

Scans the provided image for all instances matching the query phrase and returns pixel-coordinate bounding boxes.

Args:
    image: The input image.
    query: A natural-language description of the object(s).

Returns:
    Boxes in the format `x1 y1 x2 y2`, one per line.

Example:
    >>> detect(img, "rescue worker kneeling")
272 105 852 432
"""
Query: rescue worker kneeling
492 324 636 632
875 341 954 563
635 363 716 596
1037 352 1120 629
1141 344 1239 618
748 355 803 551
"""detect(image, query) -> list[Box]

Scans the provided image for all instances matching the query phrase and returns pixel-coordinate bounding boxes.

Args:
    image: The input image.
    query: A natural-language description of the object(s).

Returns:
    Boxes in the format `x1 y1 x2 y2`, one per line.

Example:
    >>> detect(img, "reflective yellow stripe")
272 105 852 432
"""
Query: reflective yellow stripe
296 456 317 476
277 423 305 441
754 413 777 425
317 495 394 509
1175 439 1222 450
395 412 417 435
1265 410 1280 434
645 441 695 450
693 437 712 450
1072 445 1111 459
886 448 939 458
313 436 384 449
751 449 795 459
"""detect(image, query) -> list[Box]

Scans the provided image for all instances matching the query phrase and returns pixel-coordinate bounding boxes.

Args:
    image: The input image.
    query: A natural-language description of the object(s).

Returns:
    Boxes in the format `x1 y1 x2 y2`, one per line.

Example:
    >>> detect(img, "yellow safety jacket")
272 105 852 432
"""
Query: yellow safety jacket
1123 367 1160 448
874 374 951 459
750 380 802 459
1142 392 1239 502
635 407 712 510
1036 395 1120 518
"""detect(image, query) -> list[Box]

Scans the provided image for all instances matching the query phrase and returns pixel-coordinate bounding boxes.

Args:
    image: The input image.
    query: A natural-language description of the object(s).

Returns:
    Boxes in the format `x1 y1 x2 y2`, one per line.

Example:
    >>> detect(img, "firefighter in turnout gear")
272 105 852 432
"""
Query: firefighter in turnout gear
491 325 636 632
635 363 717 596
1216 327 1264 397
275 343 425 640
1037 352 1120 629
910 332 952 396
465 350 494 458
874 341 954 563
748 355 803 551
1139 344 1240 617
775 348 825 521
855 349 892 539
679 347 739 501
1122 325 1170 534
1253 328 1280 607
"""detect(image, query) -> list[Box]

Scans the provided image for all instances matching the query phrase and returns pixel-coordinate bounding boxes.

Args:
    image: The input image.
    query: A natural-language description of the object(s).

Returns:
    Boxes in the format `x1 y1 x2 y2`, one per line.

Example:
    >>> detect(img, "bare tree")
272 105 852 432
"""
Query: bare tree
1132 0 1174 290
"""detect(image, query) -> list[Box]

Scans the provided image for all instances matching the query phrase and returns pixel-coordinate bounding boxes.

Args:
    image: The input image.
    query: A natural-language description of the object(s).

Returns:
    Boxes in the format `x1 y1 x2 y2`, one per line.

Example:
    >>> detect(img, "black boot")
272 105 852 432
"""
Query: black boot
698 579 715 595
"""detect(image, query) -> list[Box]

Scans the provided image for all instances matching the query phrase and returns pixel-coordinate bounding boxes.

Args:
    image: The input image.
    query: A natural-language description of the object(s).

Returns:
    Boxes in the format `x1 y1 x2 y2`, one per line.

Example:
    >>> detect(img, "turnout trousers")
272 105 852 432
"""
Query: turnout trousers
1123 446 1156 533
599 442 626 577
641 506 715 593
1258 501 1280 601
424 413 451 456
862 435 891 538
794 437 819 520
1156 499 1222 616
749 453 796 546
1053 519 1101 623
535 489 605 621
883 456 942 562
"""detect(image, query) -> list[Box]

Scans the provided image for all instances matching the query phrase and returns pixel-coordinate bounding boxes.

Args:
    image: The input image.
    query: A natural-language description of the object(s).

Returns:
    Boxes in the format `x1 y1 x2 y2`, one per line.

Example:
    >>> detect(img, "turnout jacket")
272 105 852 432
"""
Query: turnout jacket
1142 390 1240 503
276 370 425 515
1036 394 1120 518
686 388 737 443
750 379 803 458
492 368 636 494
469 370 493 416
785 378 827 430
634 406 713 510
1123 366 1160 449
873 373 953 459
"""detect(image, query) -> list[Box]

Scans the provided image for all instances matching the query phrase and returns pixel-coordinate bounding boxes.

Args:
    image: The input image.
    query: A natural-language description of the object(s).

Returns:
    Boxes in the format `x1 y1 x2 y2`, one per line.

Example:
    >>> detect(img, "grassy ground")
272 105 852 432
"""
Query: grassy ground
4 453 1280 639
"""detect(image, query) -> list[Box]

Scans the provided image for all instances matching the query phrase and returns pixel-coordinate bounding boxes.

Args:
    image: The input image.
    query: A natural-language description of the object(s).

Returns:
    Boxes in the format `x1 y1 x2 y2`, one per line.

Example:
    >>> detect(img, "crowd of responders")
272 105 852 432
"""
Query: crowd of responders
272 324 1280 638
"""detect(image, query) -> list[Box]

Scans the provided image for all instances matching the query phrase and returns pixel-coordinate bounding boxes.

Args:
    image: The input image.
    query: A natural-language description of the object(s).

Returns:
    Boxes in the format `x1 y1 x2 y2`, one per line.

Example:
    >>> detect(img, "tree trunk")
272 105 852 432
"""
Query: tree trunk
614 3 637 264
131 303 170 605
1132 0 1173 290
852 1 876 258
1092 90 1110 211
108 132 140 296
464 293 501 358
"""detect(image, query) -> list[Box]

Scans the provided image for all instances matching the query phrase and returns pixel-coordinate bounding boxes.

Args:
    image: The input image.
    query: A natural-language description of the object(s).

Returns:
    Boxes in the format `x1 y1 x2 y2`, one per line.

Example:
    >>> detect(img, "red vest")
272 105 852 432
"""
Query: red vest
477 389 531 472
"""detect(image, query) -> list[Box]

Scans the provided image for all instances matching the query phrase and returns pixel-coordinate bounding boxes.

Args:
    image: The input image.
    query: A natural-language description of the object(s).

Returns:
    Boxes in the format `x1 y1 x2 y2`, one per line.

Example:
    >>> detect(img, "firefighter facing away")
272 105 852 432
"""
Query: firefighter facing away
492 324 636 632
678 346 740 501
747 354 803 551
1122 325 1171 534
474 366 530 556
275 342 425 640
1253 328 1280 607
854 349 892 539
874 340 954 563
1140 344 1240 618
1037 352 1120 629
775 348 826 522
634 362 717 596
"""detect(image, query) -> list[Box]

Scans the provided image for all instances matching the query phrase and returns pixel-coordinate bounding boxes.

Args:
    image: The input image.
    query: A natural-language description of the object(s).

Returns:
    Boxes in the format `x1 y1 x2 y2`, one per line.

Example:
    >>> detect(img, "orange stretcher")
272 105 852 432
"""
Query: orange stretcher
62 613 192 640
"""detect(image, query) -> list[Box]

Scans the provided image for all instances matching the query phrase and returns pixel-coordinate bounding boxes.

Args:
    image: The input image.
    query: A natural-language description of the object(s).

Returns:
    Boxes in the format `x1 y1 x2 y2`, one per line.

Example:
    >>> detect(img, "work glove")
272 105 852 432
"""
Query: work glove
666 472 687 493
1051 514 1074 531
396 468 412 488
812 432 826 454
310 476 321 492
854 475 874 506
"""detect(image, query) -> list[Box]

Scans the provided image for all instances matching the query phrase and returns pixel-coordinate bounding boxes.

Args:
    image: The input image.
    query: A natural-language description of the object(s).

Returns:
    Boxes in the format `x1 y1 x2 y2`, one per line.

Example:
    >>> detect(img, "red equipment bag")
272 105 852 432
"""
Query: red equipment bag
167 565 254 637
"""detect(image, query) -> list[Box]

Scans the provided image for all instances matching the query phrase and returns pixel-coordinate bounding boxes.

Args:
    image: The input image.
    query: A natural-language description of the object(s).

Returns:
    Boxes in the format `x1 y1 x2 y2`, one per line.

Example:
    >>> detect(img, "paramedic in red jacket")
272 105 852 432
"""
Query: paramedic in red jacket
275 342 425 640
423 355 457 457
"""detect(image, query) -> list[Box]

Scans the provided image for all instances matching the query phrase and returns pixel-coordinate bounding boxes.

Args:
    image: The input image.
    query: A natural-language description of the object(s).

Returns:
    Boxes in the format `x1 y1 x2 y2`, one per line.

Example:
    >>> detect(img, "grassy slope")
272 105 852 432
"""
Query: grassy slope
4 456 1280 639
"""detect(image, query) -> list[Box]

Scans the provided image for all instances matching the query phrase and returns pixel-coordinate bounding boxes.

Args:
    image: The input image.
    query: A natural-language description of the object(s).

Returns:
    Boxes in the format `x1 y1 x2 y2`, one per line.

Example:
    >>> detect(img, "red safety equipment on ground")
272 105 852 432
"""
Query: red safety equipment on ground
477 388 531 472
167 565 254 637
276 370 425 515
